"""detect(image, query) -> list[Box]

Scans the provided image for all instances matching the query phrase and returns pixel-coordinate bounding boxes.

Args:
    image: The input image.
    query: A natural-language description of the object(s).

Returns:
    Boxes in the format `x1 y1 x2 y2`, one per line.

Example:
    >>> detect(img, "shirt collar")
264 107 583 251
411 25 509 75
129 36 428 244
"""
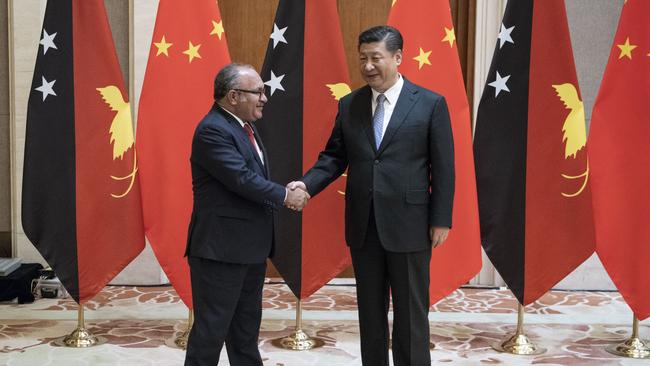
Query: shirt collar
371 74 403 105
219 105 246 128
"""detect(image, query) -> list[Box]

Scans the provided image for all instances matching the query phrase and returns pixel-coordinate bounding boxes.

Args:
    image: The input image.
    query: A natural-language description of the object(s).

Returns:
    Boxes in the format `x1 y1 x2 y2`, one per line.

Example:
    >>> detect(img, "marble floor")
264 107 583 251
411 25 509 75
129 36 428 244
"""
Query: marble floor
0 280 649 365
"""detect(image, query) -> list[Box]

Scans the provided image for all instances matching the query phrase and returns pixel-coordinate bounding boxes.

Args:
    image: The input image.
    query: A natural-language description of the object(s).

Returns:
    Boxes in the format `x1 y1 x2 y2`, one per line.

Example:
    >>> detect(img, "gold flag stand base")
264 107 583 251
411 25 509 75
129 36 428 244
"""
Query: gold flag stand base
606 316 650 359
271 298 325 350
53 305 106 347
492 303 546 355
165 310 193 350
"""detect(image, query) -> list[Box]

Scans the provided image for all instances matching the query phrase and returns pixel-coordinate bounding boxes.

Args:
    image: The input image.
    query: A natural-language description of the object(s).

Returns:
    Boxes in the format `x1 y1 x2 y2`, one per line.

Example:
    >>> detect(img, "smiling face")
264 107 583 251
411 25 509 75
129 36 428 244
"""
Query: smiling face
359 41 402 93
229 68 268 122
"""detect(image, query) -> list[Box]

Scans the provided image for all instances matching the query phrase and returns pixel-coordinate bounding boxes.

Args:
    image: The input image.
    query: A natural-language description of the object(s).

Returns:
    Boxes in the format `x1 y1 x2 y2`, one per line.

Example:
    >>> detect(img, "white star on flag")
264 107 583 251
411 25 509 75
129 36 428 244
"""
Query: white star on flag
497 23 515 49
264 71 285 96
35 76 57 101
488 71 510 97
269 23 288 49
40 29 58 55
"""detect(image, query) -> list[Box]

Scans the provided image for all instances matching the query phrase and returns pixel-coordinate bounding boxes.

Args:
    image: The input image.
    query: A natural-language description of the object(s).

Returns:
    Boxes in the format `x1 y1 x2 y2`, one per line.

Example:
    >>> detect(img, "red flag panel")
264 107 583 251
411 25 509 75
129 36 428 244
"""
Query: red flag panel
137 0 231 307
301 0 352 298
388 0 482 303
590 0 649 319
524 0 595 305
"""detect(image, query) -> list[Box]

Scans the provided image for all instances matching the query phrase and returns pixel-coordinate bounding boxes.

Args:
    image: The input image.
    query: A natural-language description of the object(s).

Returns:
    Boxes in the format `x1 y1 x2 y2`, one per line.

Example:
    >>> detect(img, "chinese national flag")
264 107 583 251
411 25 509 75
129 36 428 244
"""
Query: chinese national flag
23 0 144 304
256 0 352 298
137 0 230 307
590 0 649 320
387 0 482 303
474 0 595 305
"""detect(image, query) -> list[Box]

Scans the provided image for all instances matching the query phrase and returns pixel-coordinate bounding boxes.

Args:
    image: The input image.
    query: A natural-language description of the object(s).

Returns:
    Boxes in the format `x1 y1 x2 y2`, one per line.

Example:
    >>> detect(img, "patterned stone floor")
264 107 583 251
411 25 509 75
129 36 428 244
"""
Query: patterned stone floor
0 280 648 365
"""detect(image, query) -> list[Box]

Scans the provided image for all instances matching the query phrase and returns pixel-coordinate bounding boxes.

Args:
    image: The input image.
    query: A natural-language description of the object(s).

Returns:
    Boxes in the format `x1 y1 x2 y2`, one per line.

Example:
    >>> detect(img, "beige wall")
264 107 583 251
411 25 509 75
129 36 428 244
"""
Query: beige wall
1 0 10 256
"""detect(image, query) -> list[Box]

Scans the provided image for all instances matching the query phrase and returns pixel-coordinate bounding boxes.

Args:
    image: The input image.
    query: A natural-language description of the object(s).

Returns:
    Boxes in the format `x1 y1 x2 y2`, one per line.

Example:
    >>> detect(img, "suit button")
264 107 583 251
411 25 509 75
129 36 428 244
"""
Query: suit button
374 159 379 164
369 188 373 192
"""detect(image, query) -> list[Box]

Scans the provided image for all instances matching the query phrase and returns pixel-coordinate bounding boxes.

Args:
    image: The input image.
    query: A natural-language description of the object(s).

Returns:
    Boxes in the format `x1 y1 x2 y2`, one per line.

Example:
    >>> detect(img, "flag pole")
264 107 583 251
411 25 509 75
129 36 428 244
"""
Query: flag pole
166 309 193 349
54 303 106 347
492 302 546 355
271 297 324 350
606 315 650 358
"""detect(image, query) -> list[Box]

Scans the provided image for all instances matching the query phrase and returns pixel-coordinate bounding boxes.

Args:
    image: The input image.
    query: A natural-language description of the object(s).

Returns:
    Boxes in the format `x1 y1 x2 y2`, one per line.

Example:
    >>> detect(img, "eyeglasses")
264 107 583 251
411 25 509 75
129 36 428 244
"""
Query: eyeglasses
234 89 265 98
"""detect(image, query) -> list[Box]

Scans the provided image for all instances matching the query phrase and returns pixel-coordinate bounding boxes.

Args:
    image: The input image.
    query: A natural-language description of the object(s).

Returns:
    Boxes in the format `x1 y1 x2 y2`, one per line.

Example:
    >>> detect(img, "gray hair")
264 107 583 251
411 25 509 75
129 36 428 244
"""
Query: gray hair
213 63 254 101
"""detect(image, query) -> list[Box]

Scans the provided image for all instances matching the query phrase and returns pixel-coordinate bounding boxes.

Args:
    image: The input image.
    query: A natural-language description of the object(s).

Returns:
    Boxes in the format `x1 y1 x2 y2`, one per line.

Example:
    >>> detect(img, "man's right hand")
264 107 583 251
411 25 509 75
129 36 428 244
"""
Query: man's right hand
285 184 310 211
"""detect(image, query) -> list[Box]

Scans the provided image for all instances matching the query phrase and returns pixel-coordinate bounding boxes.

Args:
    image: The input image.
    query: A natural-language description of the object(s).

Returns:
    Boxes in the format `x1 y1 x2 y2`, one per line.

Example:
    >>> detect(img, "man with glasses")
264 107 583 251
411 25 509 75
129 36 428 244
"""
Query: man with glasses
184 63 309 366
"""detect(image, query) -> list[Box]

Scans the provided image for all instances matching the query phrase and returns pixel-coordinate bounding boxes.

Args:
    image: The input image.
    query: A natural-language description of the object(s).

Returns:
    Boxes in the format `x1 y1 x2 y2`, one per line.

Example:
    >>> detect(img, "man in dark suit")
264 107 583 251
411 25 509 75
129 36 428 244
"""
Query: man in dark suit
289 26 454 366
184 63 309 366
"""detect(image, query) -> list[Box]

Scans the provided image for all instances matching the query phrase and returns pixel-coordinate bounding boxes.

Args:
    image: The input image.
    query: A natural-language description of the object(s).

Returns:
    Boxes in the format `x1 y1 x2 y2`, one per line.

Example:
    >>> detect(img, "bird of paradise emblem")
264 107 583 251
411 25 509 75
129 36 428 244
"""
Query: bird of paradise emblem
552 83 589 198
97 86 138 198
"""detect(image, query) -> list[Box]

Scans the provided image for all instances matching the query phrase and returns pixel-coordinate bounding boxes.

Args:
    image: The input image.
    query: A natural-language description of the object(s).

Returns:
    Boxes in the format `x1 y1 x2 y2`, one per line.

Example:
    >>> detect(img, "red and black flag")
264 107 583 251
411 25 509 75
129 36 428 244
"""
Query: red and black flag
590 0 649 320
137 0 230 308
473 0 595 305
388 0 482 303
22 0 145 304
256 0 351 298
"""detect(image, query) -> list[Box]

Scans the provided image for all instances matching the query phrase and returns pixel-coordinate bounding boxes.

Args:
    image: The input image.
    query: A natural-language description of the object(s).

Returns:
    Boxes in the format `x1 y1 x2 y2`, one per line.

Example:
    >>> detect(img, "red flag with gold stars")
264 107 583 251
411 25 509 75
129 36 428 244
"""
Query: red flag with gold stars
387 0 481 303
590 0 650 320
137 0 230 308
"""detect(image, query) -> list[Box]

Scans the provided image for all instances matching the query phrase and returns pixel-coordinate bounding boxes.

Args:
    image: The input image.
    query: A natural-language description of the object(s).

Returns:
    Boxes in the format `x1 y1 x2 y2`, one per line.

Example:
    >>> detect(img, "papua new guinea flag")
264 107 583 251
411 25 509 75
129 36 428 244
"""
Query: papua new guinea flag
22 0 145 304
256 0 352 299
473 0 595 305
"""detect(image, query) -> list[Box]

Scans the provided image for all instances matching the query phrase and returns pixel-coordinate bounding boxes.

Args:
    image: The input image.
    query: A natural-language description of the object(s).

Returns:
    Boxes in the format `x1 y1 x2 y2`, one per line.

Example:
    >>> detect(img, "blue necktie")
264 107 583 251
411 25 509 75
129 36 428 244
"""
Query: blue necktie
373 94 386 149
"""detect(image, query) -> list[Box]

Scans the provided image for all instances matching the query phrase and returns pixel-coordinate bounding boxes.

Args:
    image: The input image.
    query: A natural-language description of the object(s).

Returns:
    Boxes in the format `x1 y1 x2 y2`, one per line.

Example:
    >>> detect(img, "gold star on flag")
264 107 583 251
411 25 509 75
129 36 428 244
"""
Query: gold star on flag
413 47 432 70
210 20 225 40
392 0 398 6
442 27 456 47
617 37 637 59
183 41 202 63
154 35 172 57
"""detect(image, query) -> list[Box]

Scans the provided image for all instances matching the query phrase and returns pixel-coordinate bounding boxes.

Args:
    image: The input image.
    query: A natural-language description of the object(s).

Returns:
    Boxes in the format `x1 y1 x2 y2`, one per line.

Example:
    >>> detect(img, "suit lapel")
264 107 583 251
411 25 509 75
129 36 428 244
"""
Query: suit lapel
216 106 267 174
250 123 270 178
356 86 379 154
377 80 419 155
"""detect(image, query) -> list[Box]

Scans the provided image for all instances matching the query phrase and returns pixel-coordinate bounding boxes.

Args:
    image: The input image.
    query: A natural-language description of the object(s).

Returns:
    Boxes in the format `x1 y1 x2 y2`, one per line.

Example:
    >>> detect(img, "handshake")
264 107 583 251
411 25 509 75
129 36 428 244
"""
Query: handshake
284 181 309 211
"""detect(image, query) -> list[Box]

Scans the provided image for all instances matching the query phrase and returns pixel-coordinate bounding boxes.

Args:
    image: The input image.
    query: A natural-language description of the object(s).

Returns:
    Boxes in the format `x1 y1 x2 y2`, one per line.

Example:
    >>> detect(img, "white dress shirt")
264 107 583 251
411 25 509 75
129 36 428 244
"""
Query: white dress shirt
371 75 404 138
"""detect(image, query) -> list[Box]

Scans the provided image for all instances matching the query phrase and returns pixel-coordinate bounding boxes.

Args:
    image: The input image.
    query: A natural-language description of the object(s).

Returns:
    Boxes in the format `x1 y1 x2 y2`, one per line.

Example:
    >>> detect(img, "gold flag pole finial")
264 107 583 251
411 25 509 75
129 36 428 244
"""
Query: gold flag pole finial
606 315 650 358
271 297 325 350
53 303 107 347
492 303 547 355
166 309 193 349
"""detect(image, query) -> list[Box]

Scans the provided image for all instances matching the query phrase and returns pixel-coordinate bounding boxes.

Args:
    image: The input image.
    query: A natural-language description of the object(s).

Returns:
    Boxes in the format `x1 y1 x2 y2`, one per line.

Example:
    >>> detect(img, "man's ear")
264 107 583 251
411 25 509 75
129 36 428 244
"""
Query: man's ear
395 49 403 66
226 90 239 105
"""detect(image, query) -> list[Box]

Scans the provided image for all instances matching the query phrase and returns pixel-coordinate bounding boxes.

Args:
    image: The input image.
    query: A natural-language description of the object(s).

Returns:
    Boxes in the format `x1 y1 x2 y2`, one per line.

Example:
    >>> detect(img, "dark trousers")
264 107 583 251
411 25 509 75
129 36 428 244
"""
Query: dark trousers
350 212 432 366
185 256 266 366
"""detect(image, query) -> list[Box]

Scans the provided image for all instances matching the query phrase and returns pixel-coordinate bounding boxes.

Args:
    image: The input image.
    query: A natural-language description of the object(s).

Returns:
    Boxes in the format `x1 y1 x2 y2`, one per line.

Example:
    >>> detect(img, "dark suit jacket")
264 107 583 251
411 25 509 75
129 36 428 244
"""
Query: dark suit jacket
185 104 286 264
302 78 454 252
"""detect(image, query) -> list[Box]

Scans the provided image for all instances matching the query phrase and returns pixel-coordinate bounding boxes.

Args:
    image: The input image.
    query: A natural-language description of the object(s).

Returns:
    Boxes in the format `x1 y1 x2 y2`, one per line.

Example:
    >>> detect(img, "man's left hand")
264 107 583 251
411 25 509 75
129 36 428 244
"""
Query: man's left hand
429 226 450 248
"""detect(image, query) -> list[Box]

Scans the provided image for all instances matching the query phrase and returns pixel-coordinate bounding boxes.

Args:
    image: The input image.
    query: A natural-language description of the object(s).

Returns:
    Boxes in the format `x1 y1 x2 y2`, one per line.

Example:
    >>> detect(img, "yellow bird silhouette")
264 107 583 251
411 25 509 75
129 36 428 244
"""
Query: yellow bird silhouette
552 83 586 159
97 86 134 160
326 83 352 101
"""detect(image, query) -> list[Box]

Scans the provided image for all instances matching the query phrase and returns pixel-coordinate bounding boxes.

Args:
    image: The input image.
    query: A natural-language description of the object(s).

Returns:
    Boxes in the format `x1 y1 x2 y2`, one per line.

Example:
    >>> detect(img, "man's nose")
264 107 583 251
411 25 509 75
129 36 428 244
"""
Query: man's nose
260 92 268 103
363 61 374 72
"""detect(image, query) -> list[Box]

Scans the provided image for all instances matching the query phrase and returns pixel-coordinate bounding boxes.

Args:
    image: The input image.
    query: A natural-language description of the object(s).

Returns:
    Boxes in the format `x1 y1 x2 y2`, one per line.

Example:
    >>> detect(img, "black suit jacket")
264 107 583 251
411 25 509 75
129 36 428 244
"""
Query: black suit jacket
185 104 286 264
302 78 454 252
